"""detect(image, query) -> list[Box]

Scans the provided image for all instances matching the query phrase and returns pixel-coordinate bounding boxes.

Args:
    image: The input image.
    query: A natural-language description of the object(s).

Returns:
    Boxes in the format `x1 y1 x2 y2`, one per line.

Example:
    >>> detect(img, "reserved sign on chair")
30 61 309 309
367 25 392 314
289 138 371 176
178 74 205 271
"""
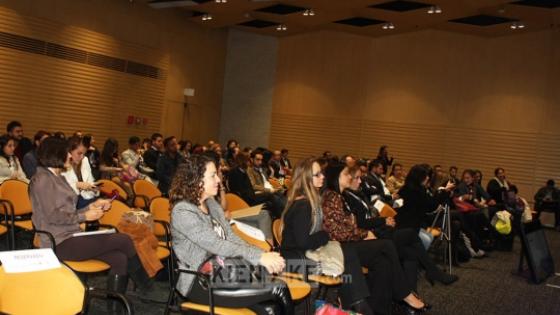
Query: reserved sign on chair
0 248 61 273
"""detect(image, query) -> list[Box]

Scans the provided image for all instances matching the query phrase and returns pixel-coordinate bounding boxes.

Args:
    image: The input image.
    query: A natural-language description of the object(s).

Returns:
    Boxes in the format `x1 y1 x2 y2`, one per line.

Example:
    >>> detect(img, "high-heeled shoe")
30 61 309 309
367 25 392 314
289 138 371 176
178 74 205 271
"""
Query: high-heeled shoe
403 302 432 315
425 270 459 286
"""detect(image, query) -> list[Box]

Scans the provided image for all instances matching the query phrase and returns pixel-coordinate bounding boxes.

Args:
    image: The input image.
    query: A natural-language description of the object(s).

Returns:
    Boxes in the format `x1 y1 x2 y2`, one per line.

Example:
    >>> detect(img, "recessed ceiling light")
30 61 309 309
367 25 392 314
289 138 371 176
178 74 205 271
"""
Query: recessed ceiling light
202 13 212 21
382 22 395 30
427 5 442 14
303 9 315 16
276 24 287 31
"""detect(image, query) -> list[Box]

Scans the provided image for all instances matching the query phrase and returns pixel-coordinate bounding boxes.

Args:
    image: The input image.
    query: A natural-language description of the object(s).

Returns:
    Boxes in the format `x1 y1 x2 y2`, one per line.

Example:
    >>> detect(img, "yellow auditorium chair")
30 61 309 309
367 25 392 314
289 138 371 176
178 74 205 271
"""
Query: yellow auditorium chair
0 254 132 315
225 193 250 212
134 179 162 210
149 196 171 247
0 180 34 249
96 179 129 203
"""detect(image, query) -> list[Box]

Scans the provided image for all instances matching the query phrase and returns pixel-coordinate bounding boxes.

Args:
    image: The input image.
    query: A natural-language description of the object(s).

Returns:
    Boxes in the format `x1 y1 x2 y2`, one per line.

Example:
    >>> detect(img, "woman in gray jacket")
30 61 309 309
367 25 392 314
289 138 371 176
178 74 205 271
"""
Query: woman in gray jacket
170 154 293 314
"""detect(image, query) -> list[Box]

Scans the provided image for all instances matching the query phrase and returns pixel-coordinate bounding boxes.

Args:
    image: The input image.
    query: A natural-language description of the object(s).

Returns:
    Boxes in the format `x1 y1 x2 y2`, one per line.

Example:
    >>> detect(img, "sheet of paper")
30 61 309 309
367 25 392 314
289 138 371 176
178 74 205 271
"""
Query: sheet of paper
230 204 264 219
73 228 116 237
0 248 61 273
230 219 266 241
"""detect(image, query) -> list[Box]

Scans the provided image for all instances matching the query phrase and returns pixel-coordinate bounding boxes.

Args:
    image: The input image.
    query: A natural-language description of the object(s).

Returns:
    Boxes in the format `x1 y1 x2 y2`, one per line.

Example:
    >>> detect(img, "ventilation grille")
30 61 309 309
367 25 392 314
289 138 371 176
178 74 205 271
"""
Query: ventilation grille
0 31 164 79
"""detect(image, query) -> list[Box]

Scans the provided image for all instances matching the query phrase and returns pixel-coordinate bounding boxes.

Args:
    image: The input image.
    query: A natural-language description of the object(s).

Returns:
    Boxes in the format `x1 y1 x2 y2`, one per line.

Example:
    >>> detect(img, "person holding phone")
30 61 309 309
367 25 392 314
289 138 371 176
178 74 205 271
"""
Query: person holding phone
31 137 154 306
62 136 100 209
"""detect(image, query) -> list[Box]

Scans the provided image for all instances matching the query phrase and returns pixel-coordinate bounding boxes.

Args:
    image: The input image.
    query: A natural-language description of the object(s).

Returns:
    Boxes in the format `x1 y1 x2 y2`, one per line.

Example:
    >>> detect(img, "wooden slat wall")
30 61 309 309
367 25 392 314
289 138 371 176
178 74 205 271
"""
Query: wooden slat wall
0 7 168 147
270 113 560 201
269 29 560 201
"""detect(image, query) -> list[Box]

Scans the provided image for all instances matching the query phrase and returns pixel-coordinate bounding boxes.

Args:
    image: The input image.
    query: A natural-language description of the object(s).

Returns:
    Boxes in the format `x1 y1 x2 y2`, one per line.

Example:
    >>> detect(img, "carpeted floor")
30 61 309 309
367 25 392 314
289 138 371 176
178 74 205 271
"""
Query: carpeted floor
4 228 560 315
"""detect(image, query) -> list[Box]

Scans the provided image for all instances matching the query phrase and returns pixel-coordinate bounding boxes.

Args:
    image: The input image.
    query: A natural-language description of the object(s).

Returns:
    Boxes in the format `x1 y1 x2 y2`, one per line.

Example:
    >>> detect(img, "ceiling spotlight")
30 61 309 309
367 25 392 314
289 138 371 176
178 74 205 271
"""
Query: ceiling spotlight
202 13 212 21
276 24 287 31
427 5 442 14
303 9 315 16
510 21 525 29
215 0 227 2
382 22 395 30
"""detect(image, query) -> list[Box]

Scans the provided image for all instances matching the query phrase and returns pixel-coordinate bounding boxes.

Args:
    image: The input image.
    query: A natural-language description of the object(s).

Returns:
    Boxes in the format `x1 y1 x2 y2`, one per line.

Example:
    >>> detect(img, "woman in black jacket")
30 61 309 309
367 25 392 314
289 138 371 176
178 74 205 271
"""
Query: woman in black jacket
281 158 374 314
347 165 458 287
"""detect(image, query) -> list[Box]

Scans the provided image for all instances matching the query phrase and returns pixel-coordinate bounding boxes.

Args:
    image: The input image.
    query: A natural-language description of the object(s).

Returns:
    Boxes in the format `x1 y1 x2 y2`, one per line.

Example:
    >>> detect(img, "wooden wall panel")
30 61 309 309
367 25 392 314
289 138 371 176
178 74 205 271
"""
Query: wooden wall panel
270 29 560 200
0 7 168 147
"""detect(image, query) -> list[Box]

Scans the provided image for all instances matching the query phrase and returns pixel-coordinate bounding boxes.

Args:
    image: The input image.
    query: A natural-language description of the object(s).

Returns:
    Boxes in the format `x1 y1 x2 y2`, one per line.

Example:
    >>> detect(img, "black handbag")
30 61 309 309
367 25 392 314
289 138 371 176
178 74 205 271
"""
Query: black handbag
197 255 266 290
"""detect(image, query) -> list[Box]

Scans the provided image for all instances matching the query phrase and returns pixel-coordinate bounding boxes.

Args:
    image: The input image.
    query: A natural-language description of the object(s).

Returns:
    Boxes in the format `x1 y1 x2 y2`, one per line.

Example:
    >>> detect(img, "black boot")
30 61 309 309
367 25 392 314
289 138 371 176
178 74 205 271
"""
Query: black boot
106 274 129 314
271 283 294 315
127 255 154 293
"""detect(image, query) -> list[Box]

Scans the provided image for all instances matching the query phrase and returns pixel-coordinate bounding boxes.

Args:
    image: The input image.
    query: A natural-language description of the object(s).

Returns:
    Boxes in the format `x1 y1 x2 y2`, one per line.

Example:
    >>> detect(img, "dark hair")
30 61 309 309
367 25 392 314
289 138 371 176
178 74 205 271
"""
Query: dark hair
33 130 51 145
404 164 431 191
508 185 518 194
37 137 68 168
322 151 331 157
377 145 388 157
53 131 66 140
6 121 22 133
0 136 15 160
179 140 192 151
494 167 504 176
101 138 119 166
449 166 457 172
163 136 176 149
389 163 403 176
82 134 93 148
235 152 250 169
324 162 346 194
226 139 238 148
169 154 214 207
462 169 475 178
151 133 163 141
547 179 555 187
250 149 264 159
67 136 84 152
433 165 442 169
368 158 384 172
128 136 141 145
281 149 289 154
142 138 151 145
202 150 220 166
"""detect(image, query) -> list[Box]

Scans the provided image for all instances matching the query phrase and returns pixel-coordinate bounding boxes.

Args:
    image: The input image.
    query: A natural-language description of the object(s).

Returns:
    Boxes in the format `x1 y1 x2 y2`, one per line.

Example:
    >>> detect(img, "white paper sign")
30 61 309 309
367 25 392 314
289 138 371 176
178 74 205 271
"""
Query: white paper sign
230 220 266 241
0 248 61 273
373 200 385 211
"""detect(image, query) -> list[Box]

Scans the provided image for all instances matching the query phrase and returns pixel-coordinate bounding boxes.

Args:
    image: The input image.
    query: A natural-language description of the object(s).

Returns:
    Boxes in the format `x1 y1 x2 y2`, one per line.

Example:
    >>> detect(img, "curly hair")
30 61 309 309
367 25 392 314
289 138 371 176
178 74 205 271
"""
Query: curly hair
169 154 214 207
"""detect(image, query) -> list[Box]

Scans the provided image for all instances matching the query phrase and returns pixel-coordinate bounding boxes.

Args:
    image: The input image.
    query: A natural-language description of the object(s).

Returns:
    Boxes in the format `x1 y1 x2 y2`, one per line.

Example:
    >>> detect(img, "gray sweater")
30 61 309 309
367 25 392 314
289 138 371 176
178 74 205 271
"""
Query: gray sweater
171 198 263 296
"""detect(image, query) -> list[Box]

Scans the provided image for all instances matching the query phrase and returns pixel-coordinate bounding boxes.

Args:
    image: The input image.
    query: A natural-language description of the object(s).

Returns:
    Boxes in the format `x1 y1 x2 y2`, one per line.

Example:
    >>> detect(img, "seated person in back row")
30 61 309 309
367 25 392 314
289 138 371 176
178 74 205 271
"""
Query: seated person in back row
228 153 285 218
534 179 560 229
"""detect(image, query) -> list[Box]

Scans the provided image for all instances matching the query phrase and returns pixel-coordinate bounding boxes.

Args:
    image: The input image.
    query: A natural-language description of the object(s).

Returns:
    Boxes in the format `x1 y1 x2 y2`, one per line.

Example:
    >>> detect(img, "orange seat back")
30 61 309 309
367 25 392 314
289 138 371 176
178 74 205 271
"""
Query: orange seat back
133 179 162 208
97 179 128 201
272 219 283 244
225 193 250 212
0 180 32 216
150 197 170 237
99 200 130 227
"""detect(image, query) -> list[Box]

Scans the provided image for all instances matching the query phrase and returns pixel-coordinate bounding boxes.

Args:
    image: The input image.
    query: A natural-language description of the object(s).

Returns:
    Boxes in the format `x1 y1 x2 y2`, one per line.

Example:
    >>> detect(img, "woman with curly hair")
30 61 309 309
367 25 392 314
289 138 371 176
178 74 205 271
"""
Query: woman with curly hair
169 154 294 314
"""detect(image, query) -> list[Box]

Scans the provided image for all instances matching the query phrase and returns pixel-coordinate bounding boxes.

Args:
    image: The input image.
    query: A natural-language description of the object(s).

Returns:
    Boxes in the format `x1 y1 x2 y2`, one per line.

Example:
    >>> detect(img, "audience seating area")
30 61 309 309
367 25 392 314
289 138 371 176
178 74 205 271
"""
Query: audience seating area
0 124 559 315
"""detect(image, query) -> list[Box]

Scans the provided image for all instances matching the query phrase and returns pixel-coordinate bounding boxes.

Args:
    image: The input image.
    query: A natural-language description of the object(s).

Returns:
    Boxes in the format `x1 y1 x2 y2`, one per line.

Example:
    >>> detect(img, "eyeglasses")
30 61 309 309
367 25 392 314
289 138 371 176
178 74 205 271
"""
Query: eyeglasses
313 172 324 178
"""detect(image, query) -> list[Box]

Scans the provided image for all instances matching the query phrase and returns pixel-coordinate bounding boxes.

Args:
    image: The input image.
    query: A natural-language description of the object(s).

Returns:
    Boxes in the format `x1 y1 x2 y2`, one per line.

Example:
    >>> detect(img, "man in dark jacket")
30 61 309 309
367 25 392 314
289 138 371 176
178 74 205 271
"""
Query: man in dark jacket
156 136 184 196
534 179 560 229
361 159 394 203
142 133 163 180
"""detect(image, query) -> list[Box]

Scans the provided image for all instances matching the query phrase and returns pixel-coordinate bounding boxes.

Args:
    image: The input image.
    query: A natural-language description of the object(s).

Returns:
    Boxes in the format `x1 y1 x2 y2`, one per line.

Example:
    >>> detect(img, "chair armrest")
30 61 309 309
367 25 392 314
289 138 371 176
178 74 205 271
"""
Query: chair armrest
98 223 120 233
154 219 171 246
32 229 57 252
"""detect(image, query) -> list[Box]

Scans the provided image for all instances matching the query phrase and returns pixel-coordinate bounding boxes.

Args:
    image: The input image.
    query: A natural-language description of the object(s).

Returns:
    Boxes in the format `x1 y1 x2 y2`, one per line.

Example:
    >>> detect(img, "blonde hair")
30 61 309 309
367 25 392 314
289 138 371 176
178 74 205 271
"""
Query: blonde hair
282 158 321 231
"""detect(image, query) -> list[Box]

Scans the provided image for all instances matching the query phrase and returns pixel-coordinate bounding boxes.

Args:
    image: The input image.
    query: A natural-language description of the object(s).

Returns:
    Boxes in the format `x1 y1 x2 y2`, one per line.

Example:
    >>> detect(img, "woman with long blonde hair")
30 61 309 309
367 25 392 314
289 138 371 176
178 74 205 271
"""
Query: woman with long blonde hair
280 158 373 314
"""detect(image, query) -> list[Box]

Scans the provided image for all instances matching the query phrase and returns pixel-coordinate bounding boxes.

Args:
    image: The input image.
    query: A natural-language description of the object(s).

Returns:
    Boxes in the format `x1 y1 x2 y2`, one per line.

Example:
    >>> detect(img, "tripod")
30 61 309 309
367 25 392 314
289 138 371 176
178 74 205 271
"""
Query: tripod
430 204 453 273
